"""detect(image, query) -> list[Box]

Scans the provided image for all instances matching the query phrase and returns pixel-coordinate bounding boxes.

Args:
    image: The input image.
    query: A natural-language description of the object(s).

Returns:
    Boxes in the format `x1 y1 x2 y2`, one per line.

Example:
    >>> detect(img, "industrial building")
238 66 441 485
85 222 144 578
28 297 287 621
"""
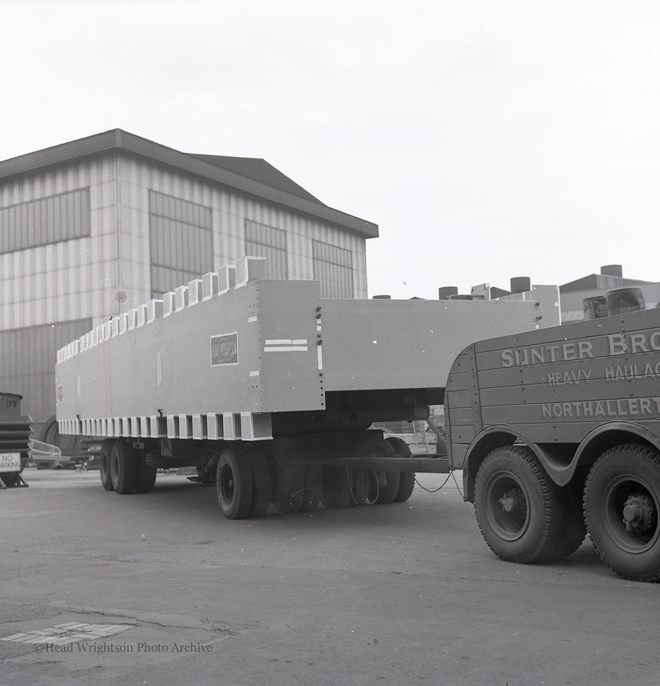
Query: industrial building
559 265 660 322
472 266 660 324
0 129 378 442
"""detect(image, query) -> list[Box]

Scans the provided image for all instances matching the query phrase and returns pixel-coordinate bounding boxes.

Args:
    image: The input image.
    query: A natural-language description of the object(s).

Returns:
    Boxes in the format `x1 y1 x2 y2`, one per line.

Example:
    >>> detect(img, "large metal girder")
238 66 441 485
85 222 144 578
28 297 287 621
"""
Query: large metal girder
56 257 556 440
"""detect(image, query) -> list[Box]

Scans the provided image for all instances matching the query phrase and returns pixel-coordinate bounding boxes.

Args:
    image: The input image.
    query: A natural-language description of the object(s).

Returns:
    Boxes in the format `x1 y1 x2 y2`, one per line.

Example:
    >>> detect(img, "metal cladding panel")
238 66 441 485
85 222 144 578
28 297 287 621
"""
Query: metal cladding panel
320 298 555 392
257 281 324 412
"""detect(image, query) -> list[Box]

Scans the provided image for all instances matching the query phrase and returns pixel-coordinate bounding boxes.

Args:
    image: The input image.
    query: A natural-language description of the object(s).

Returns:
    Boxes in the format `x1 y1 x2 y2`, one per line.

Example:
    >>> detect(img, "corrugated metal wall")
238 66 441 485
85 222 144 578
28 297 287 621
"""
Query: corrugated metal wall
0 154 120 332
0 188 90 253
119 156 369 299
244 219 288 279
0 319 91 422
312 240 354 298
148 190 214 297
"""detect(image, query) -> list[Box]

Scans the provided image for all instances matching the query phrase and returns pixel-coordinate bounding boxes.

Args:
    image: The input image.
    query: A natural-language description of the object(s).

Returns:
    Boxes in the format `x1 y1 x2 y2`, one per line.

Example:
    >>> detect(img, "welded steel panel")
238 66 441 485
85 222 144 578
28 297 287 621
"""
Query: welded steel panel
320 298 554 392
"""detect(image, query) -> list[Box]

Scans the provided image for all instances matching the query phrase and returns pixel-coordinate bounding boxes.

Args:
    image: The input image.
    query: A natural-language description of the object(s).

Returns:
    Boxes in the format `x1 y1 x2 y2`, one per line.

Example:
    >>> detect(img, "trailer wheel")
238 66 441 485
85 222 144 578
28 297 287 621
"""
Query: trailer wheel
274 470 305 514
110 441 137 495
584 444 660 582
321 466 352 509
249 449 272 518
474 445 563 564
135 452 157 493
300 466 322 513
386 436 416 503
217 448 253 519
99 440 114 491
376 470 400 505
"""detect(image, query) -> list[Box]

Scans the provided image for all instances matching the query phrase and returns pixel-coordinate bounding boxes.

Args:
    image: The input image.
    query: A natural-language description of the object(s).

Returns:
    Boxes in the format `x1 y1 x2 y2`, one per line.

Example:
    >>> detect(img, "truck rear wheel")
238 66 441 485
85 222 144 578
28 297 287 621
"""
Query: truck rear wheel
216 448 253 519
474 445 563 564
386 436 416 503
110 441 137 495
584 444 660 582
99 440 114 491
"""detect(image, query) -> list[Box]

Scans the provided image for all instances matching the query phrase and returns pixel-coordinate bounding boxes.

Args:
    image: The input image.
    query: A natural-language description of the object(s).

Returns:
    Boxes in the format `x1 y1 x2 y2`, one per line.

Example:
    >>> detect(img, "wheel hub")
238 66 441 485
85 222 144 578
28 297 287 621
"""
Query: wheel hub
622 494 656 534
499 487 523 514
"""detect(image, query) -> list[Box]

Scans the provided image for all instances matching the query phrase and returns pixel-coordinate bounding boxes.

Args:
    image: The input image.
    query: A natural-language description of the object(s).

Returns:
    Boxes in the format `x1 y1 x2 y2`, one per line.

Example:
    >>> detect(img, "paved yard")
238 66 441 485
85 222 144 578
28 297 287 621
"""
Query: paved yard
1 469 658 686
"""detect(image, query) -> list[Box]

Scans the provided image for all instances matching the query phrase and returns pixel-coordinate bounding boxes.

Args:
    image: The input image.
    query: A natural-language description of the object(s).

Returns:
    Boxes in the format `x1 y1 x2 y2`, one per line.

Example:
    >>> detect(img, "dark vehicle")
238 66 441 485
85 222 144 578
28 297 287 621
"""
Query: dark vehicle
0 392 31 488
446 293 660 582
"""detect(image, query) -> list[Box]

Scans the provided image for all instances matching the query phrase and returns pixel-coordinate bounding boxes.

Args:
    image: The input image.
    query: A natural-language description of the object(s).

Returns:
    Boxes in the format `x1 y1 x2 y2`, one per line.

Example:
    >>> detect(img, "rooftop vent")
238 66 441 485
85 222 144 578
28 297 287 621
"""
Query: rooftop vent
510 276 531 294
601 264 623 278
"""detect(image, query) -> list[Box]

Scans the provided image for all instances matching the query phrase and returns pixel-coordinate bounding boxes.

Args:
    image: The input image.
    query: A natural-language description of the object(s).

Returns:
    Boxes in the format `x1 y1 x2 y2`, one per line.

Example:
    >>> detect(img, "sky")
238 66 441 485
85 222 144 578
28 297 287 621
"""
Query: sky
1 0 658 299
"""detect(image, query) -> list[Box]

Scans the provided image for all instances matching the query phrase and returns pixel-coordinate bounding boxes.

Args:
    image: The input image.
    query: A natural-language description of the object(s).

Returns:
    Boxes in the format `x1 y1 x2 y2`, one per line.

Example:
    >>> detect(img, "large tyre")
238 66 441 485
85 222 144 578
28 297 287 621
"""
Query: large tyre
375 470 400 505
135 452 157 493
99 440 114 491
386 436 416 503
249 449 272 518
110 441 137 495
274 470 305 514
320 466 352 509
216 448 253 519
584 444 660 582
474 445 563 564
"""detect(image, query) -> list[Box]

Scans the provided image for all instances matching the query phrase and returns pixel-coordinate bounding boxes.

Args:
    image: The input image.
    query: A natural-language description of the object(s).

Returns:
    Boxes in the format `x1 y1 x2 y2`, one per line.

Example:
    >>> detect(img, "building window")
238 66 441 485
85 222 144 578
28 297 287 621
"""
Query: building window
244 220 288 279
149 191 214 298
0 188 91 254
0 319 92 423
313 240 354 298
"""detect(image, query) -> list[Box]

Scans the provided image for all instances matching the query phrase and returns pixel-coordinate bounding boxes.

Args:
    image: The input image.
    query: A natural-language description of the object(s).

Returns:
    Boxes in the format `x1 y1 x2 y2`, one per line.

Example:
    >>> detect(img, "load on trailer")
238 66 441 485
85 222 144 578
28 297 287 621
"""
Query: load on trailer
446 290 660 582
55 256 556 517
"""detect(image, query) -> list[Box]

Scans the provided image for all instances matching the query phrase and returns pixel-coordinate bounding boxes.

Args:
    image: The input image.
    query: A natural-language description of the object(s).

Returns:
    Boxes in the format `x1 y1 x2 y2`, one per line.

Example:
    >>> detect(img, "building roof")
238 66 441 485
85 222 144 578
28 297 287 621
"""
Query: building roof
0 129 378 238
188 154 322 204
560 273 655 292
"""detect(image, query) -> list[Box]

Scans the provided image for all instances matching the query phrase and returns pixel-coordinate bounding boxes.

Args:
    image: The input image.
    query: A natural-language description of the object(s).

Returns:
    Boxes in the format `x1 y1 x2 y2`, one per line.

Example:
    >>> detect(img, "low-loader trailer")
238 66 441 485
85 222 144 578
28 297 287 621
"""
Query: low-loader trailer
55 256 554 518
446 301 660 582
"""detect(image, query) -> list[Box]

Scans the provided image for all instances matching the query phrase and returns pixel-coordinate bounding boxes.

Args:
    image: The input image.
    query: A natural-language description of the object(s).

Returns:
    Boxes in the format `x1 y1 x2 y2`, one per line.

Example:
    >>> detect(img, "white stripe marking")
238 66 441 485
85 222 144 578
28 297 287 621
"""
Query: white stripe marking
249 371 260 377
248 316 258 323
264 346 308 352
317 345 323 370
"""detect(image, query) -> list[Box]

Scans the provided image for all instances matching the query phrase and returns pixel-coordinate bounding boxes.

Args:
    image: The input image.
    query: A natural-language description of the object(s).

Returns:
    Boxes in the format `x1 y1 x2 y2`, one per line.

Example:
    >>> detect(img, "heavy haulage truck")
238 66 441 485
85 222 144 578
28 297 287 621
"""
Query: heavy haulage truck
55 256 554 519
446 293 660 582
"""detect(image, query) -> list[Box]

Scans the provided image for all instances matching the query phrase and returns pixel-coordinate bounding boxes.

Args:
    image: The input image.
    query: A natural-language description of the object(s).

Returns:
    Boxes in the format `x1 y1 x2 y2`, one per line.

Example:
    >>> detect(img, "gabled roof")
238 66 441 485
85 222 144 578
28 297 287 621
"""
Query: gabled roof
0 129 377 238
189 154 322 204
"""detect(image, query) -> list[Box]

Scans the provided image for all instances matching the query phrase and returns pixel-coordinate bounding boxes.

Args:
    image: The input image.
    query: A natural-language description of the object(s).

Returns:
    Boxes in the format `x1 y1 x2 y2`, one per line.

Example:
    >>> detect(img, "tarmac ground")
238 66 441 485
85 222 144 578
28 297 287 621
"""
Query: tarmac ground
1 468 658 686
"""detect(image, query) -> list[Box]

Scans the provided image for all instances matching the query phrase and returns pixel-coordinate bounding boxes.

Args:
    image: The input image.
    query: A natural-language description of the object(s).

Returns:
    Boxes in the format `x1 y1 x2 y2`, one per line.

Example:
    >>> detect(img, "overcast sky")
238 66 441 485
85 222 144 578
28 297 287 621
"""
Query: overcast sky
1 0 658 298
